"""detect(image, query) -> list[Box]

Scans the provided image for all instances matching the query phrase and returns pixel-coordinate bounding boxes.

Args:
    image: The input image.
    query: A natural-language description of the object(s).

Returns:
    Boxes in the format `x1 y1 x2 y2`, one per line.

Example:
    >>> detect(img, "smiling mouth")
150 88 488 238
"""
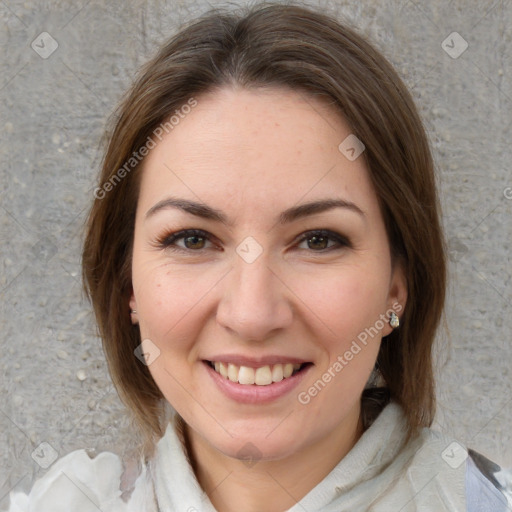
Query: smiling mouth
205 361 311 386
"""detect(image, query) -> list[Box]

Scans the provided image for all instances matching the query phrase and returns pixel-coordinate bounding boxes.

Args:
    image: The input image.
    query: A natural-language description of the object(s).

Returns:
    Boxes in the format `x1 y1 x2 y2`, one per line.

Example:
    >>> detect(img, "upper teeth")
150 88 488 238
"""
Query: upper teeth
212 362 301 386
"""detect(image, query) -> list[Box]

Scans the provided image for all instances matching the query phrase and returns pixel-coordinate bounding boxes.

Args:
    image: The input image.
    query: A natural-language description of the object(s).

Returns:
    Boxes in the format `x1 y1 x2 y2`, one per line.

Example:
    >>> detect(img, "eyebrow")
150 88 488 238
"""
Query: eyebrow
145 197 365 225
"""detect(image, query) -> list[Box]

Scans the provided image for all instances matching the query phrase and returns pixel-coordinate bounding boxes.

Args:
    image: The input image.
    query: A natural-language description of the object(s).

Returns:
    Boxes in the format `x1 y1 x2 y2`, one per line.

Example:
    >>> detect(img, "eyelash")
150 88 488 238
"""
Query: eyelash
156 228 351 253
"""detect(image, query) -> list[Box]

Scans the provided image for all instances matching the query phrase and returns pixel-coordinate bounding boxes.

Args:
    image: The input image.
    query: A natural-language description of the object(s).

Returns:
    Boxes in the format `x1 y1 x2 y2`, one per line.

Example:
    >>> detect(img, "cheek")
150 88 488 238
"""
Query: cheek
293 270 386 420
132 265 216 353
291 264 390 344
132 268 216 408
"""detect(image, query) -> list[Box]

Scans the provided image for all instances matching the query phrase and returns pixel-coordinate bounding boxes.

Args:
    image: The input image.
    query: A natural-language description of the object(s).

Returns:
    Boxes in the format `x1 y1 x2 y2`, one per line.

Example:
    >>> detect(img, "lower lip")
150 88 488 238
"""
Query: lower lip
203 361 312 404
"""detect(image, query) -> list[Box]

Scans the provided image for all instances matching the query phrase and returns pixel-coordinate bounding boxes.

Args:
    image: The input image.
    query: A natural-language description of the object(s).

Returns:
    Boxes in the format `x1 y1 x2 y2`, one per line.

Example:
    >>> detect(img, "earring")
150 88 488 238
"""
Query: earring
131 310 137 314
389 312 399 329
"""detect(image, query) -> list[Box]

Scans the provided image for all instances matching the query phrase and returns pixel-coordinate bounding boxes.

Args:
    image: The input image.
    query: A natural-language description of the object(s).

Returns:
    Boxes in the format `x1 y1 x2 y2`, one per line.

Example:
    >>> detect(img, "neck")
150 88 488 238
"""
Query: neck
184 409 364 512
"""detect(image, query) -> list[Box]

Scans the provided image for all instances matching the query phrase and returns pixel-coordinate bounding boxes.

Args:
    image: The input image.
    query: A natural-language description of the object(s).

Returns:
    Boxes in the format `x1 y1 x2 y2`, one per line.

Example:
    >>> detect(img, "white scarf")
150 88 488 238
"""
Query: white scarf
149 402 467 511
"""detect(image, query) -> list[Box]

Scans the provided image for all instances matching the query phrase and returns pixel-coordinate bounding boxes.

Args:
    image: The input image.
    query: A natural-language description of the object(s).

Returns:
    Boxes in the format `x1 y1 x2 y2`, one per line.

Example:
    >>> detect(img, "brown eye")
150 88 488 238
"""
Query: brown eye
158 229 214 251
307 234 330 250
297 229 350 252
183 234 206 249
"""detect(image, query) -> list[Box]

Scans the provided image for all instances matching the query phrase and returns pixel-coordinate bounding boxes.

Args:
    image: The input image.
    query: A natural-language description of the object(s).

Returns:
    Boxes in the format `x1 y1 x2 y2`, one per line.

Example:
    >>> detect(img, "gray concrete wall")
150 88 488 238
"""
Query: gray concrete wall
1 0 511 504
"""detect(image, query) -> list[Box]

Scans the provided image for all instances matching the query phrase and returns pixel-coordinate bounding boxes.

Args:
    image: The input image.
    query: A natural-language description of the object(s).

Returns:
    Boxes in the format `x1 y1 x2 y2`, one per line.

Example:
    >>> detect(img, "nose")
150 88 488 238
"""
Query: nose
216 253 294 342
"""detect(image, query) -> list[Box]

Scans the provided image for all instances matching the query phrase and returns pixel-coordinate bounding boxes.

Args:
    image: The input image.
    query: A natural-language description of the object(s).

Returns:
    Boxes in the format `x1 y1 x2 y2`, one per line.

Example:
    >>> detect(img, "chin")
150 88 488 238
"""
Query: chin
220 435 302 463
196 416 309 462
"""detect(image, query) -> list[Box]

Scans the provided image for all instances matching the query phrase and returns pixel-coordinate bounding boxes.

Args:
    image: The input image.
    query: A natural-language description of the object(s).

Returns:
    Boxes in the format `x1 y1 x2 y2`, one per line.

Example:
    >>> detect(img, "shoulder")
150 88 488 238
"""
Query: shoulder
418 427 512 511
466 449 512 512
393 421 511 511
2 448 157 512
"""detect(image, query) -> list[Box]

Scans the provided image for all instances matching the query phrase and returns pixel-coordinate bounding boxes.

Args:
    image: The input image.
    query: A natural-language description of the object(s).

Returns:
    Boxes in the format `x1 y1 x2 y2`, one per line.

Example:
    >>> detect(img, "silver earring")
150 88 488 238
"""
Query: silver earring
131 310 137 314
389 312 399 329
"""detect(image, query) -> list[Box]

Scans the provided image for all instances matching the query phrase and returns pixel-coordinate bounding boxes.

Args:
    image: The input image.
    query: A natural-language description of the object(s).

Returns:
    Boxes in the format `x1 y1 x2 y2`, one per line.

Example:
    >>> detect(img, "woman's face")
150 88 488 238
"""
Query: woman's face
130 86 406 462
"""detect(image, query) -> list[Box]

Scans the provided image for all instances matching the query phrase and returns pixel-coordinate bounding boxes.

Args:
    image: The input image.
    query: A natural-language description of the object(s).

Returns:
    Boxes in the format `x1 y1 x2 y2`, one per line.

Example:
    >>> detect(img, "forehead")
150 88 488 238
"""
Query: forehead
137 86 377 220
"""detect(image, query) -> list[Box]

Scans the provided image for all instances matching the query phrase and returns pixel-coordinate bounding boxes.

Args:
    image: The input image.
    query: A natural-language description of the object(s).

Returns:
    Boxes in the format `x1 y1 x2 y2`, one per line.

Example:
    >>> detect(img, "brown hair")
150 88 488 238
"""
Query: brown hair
82 2 446 461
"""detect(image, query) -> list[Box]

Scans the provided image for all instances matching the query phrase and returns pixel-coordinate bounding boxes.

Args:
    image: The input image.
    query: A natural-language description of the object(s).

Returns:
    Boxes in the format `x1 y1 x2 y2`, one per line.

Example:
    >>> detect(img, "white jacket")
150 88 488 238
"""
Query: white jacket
3 402 511 511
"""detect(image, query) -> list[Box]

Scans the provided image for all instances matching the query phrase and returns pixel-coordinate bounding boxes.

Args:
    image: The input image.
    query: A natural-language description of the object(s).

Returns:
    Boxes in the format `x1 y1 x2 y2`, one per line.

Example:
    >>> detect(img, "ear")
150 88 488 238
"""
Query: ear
382 260 407 337
129 290 138 324
129 291 137 311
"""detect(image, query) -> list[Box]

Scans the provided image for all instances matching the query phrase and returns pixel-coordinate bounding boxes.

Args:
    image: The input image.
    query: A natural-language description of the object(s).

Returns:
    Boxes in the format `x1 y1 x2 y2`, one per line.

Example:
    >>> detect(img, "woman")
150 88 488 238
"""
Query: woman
3 3 510 511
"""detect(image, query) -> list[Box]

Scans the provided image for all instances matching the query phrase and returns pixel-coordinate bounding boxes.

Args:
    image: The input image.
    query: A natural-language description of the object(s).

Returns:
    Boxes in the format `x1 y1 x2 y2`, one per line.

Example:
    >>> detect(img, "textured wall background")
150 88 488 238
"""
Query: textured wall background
1 0 511 505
